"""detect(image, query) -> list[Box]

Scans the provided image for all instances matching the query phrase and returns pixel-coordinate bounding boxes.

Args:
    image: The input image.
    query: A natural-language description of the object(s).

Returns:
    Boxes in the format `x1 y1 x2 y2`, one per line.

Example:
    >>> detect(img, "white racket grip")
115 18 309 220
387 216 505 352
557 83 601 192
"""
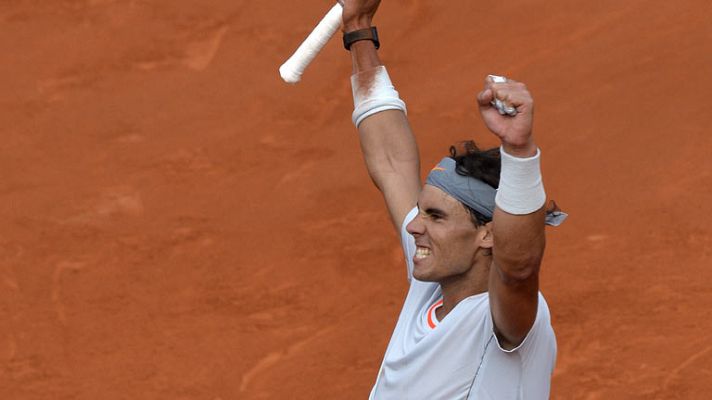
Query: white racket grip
279 3 343 84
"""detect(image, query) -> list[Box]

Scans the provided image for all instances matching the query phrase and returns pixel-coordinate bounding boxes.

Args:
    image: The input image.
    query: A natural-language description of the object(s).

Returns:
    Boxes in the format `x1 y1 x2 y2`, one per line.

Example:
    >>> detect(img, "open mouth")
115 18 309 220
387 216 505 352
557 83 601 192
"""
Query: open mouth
415 246 431 259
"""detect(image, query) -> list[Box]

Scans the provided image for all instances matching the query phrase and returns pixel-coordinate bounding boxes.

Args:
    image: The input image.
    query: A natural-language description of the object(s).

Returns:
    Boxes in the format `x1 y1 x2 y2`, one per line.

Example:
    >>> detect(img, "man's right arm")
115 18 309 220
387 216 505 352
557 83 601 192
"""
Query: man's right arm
344 1 421 231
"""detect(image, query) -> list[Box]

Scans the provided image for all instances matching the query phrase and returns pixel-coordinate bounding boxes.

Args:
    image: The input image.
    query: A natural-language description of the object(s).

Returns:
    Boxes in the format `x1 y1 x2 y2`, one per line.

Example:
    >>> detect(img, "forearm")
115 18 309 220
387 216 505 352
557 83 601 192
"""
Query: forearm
492 144 546 279
349 39 381 73
492 207 546 280
346 20 417 174
343 0 381 71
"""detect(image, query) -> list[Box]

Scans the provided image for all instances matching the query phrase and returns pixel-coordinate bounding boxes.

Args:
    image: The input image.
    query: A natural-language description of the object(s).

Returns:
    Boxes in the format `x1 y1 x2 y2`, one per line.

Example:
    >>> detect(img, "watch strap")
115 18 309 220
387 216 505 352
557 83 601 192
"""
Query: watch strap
343 27 380 50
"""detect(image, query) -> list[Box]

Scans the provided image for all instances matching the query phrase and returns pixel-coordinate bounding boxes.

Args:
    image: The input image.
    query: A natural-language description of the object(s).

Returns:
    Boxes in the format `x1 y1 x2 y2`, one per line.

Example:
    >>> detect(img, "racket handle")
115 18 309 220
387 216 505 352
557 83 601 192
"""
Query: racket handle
279 3 343 84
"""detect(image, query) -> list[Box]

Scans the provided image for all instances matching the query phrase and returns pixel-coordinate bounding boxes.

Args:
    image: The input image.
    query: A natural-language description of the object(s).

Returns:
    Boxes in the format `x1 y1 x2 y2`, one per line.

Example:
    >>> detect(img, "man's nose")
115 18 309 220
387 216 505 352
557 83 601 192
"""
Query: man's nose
406 212 424 236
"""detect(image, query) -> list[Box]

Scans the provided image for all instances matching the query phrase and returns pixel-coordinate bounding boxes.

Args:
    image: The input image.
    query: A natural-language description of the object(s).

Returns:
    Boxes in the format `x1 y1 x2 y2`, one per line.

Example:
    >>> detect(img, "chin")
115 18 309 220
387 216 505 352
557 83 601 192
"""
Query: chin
412 267 437 282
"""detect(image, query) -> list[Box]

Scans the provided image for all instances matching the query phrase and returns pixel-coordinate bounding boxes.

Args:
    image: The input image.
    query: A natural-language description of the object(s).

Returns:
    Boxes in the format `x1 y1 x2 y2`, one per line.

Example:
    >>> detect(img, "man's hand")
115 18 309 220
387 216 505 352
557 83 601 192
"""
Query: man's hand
476 77 536 157
341 0 381 32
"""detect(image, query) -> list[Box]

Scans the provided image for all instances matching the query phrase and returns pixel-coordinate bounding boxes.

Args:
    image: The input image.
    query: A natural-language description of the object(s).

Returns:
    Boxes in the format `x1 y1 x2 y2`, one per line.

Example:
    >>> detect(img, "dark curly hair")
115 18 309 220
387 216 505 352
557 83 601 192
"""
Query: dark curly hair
448 140 501 226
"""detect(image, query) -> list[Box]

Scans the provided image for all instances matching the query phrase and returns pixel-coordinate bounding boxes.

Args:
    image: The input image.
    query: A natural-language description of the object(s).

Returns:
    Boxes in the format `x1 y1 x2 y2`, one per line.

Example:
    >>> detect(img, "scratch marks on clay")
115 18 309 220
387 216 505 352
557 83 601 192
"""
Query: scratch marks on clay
182 24 229 71
1 244 23 364
51 260 87 325
131 21 230 72
64 185 144 225
239 327 334 393
662 345 712 390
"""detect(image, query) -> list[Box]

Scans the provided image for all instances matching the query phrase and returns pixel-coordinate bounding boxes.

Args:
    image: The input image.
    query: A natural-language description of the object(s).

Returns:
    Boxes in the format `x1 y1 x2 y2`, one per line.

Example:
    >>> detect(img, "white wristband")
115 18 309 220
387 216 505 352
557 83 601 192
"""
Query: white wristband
351 66 407 127
495 146 546 215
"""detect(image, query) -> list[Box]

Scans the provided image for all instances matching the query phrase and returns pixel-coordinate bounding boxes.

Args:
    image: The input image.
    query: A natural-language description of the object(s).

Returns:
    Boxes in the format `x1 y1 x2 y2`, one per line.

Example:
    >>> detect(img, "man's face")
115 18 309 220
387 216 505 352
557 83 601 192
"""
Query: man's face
406 185 487 282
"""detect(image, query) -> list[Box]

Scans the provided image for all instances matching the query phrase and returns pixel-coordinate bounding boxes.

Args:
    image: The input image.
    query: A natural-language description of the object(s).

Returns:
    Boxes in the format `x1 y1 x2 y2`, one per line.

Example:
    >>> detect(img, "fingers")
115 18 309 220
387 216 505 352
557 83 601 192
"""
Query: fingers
477 88 494 107
482 76 531 114
342 0 381 31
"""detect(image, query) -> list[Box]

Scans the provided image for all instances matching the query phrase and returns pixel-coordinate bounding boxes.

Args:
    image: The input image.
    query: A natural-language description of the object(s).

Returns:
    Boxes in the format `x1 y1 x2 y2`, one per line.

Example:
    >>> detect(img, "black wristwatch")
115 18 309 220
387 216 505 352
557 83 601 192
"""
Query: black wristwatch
343 27 380 50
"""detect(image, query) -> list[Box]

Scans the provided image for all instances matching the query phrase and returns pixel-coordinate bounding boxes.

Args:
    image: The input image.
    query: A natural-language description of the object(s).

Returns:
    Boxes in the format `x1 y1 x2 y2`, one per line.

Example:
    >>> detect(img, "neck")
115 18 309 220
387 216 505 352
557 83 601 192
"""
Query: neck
436 258 490 321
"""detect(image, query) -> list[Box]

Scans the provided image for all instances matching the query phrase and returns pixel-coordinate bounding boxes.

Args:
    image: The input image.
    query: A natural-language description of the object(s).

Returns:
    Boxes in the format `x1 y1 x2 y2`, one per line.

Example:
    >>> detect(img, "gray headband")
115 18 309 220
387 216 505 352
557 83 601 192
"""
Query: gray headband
425 157 567 226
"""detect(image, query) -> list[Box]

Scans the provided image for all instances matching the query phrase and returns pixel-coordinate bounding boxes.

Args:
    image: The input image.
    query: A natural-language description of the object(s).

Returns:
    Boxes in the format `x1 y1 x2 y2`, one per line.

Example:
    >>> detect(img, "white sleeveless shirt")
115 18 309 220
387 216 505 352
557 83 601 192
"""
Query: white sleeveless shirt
369 207 556 399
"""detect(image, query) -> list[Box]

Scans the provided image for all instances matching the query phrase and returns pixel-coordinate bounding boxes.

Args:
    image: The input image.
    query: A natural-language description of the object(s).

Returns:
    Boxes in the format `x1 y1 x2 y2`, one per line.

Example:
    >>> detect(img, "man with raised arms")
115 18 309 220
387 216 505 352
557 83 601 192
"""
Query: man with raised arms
340 0 567 398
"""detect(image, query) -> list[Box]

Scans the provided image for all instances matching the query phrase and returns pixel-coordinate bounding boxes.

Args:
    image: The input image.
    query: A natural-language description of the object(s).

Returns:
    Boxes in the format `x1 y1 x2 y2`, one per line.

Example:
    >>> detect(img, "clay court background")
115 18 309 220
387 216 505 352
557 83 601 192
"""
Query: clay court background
1 0 710 399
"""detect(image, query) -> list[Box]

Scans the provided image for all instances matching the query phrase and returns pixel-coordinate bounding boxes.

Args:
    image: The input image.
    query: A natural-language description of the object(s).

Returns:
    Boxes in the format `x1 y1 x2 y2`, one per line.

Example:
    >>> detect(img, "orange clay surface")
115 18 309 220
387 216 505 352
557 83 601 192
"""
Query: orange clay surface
1 1 711 399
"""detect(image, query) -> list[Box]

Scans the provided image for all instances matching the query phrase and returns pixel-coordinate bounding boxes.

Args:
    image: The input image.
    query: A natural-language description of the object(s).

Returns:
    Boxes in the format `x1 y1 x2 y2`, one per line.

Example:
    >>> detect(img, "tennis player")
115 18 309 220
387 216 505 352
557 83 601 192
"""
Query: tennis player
340 1 567 398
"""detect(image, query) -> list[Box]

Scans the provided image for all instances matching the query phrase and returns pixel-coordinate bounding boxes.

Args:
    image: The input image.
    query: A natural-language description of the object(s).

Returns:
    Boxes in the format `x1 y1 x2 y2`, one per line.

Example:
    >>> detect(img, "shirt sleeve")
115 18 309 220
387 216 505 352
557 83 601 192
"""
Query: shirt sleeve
400 207 419 283
488 293 556 360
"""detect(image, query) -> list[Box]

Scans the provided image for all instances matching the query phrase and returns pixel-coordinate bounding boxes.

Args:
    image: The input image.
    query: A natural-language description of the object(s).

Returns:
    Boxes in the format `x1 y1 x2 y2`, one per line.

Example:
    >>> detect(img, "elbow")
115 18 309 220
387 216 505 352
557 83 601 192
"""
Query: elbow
366 164 396 192
493 248 545 284
366 157 419 192
493 229 546 283
497 260 541 285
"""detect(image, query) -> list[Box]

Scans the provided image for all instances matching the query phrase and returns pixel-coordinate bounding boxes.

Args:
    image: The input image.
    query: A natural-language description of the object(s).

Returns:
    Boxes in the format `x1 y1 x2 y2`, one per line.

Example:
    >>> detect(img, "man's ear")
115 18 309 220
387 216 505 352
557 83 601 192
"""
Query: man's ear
478 222 494 249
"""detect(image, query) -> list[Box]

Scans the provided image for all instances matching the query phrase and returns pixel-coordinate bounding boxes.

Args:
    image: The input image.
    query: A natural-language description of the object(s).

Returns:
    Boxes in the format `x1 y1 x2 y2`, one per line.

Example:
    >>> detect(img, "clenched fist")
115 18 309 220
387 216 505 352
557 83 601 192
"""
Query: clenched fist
477 76 537 157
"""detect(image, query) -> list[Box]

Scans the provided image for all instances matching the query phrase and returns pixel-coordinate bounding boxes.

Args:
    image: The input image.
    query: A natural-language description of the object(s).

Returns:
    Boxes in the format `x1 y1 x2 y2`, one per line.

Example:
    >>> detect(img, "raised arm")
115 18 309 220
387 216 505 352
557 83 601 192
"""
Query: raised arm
342 0 421 230
477 78 546 349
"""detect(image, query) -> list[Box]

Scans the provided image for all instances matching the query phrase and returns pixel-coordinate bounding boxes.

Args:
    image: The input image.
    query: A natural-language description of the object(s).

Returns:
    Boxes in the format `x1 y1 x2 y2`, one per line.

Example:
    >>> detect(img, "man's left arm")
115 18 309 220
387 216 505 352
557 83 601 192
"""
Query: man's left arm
477 77 546 350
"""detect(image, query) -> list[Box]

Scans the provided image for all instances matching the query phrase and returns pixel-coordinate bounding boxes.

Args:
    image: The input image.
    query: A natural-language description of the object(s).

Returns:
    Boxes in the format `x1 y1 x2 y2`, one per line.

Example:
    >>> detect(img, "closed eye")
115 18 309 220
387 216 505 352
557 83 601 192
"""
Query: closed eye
424 207 446 221
416 203 448 221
